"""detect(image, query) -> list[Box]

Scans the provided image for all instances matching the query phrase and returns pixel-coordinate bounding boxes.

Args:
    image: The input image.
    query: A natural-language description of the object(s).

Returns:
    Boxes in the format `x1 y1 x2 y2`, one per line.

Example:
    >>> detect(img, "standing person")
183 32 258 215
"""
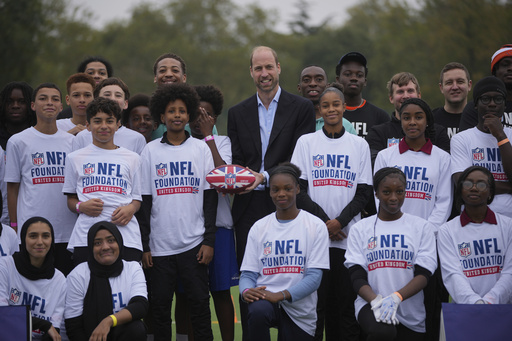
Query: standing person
451 76 512 218
139 83 217 341
190 84 238 341
345 167 437 340
366 72 450 165
57 73 95 135
0 81 36 150
460 44 512 130
240 163 329 341
5 83 76 275
63 97 142 265
65 221 148 341
72 77 146 154
438 166 512 304
297 65 356 134
0 217 66 340
0 193 18 255
228 46 315 339
123 94 156 143
291 85 373 341
432 63 472 139
335 52 389 138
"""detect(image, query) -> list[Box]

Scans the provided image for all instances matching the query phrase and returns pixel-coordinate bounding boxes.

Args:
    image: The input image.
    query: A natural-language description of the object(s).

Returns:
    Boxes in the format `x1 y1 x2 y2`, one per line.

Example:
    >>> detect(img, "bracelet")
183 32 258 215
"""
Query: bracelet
498 138 510 147
76 202 82 213
281 290 286 301
205 135 214 142
10 222 17 228
394 291 403 302
110 314 117 327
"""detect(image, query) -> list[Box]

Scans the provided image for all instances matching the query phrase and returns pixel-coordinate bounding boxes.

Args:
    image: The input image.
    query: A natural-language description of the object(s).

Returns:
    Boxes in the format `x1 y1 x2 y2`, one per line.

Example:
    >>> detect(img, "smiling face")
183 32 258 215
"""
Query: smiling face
250 48 281 96
298 66 327 104
127 105 155 142
389 81 420 115
93 229 120 266
31 87 62 123
460 170 491 208
440 68 471 107
25 222 52 267
319 91 345 129
161 99 189 133
400 103 427 141
87 111 119 147
375 174 406 221
154 58 186 87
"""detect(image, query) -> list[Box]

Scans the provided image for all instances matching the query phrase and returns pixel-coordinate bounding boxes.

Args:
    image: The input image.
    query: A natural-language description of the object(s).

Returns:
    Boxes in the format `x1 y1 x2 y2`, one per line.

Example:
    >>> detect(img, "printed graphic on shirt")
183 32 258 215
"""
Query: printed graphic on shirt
261 239 306 276
10 287 53 323
471 147 508 181
310 154 356 188
81 162 128 195
392 165 433 200
457 238 503 278
387 138 400 148
153 161 200 196
366 234 415 271
30 151 66 184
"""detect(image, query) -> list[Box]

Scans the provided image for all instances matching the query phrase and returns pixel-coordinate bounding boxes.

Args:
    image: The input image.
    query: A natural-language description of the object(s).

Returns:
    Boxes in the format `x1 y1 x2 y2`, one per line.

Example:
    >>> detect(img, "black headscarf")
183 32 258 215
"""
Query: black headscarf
83 221 124 336
12 217 56 280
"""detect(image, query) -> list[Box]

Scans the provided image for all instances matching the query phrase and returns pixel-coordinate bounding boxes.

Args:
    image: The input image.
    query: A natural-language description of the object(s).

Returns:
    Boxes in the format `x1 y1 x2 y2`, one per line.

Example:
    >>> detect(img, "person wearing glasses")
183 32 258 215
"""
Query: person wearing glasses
451 76 512 218
438 166 512 304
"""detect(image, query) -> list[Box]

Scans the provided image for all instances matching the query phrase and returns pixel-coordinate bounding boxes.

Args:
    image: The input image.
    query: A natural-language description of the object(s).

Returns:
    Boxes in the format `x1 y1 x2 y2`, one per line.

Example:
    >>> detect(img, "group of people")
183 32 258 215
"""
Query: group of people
0 43 511 341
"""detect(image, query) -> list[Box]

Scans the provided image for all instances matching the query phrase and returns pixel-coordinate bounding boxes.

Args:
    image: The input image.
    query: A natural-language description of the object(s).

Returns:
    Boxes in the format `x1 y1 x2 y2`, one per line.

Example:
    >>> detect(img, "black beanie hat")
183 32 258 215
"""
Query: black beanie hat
473 76 507 103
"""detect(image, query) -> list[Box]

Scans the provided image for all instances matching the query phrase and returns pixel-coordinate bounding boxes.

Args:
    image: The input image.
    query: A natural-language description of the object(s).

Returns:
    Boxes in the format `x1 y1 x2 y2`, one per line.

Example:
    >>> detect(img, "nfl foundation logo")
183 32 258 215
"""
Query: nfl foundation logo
9 287 21 304
313 154 324 168
83 163 95 175
368 236 377 250
472 148 485 161
225 172 236 186
32 152 44 166
458 242 471 257
263 241 272 256
156 163 167 177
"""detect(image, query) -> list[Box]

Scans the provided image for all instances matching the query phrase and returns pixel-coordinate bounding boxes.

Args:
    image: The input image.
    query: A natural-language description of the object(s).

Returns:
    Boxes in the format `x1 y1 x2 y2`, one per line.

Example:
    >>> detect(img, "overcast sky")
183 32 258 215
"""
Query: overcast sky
70 0 361 33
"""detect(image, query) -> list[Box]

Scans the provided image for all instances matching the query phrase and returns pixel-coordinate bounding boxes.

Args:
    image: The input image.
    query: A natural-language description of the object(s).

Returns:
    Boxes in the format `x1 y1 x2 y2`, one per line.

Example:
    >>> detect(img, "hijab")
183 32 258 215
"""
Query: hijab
83 221 124 336
12 216 55 280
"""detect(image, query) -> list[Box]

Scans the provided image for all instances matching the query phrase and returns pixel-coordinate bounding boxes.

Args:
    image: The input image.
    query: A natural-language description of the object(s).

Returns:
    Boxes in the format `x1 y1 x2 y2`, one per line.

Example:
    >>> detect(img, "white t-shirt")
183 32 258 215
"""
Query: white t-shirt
451 127 512 217
0 224 18 256
65 260 147 319
62 144 142 251
72 126 146 155
291 130 373 249
4 127 77 243
0 146 8 225
240 210 330 336
374 143 452 231
344 213 437 333
56 118 77 133
140 137 214 256
438 212 512 304
0 256 66 339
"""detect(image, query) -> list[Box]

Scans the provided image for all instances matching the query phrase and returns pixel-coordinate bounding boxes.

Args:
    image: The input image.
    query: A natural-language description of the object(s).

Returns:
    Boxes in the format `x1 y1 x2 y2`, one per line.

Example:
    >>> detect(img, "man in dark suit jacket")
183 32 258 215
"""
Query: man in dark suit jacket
227 46 315 338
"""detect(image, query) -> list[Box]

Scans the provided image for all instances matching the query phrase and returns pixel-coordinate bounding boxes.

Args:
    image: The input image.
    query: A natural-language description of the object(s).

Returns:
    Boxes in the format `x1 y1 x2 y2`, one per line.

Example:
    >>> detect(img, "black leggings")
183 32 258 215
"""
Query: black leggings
358 304 425 341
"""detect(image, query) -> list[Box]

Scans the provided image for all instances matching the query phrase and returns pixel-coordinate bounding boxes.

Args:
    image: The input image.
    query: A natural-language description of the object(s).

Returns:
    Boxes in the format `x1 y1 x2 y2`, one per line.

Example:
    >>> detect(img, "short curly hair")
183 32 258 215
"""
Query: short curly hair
150 83 199 124
193 85 224 116
153 53 187 76
122 93 150 126
86 97 122 122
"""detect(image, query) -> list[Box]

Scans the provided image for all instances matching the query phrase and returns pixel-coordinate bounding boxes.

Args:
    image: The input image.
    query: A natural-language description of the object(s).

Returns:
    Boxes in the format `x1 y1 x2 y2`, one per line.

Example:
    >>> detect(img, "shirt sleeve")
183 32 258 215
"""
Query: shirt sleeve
62 154 78 194
4 139 21 183
450 133 472 175
65 267 87 319
130 155 142 202
428 152 452 230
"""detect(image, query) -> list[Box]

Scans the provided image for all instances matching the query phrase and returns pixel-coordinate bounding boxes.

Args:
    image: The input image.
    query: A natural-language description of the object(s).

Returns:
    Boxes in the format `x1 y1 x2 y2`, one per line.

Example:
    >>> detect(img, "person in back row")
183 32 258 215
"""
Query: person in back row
57 73 95 136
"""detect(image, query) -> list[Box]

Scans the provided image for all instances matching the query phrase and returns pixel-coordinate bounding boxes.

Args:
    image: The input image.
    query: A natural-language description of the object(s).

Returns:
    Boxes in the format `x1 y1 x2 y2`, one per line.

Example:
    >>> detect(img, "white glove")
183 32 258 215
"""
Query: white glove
379 293 401 325
370 294 384 322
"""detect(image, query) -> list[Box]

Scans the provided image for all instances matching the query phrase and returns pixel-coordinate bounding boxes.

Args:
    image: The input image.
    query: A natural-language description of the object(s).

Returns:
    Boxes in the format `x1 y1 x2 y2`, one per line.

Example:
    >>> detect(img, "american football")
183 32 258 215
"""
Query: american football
206 164 256 193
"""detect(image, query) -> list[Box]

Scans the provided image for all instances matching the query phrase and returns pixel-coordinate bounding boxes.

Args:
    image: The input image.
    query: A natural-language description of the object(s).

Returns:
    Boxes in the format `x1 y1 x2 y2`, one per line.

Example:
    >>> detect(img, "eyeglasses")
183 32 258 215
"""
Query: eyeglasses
479 95 505 105
462 181 489 191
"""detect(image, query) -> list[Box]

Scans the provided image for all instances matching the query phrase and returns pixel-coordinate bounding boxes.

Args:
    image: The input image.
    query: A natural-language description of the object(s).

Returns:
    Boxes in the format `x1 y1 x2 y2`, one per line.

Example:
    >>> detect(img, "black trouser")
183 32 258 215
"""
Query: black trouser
324 248 360 341
358 304 425 341
151 244 212 341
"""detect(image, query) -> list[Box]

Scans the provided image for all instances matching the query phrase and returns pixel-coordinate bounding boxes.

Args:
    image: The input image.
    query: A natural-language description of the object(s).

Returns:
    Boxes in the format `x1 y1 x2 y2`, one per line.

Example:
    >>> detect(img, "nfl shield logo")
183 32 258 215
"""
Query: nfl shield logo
313 154 324 168
472 148 485 161
387 138 400 148
263 241 272 256
225 172 236 186
83 163 95 175
32 152 44 166
156 163 167 177
368 236 377 250
9 287 21 304
458 242 471 257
